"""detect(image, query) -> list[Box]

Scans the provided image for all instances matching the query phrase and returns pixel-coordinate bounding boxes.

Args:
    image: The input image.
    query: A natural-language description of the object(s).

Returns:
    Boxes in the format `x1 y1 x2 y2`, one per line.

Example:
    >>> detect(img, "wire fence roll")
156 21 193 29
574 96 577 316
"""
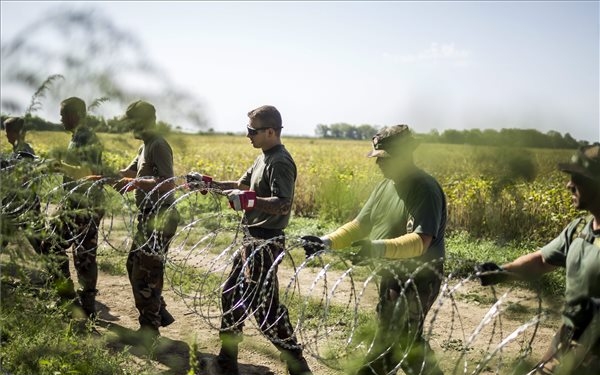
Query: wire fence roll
0 168 563 375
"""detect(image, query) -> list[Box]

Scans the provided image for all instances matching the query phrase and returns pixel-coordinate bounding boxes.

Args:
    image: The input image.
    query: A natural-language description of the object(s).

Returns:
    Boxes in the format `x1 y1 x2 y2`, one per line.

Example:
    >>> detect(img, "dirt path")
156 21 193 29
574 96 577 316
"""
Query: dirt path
94 267 342 375
91 253 561 375
2 230 562 375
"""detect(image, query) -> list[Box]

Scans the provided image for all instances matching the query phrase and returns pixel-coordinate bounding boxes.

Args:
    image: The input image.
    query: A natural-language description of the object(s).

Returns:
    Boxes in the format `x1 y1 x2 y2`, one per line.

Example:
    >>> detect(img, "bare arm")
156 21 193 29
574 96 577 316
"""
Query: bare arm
501 250 557 277
211 180 249 191
119 168 136 178
255 196 292 215
135 177 176 193
419 233 433 250
117 169 176 193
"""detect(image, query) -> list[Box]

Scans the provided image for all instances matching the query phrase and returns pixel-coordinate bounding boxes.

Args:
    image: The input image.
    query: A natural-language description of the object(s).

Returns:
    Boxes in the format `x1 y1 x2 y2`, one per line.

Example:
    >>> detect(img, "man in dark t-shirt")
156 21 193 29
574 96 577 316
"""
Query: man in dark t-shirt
196 105 312 375
113 100 179 337
302 125 446 375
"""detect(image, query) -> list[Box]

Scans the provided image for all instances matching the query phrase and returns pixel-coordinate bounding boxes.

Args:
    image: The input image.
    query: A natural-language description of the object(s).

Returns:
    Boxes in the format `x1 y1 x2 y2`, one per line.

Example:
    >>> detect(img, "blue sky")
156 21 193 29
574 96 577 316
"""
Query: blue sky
1 1 599 141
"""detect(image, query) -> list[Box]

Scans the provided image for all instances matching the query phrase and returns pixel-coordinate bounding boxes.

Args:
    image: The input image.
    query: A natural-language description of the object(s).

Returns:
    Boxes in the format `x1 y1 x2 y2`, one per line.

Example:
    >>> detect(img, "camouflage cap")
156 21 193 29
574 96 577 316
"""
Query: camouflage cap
121 100 156 122
366 124 417 158
558 142 600 181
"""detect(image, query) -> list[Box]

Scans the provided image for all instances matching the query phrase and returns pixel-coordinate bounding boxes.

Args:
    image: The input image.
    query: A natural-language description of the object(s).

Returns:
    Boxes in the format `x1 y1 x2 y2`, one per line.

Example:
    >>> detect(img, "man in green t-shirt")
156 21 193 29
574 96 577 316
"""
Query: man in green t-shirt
189 105 312 375
475 143 600 375
302 125 446 375
112 100 179 338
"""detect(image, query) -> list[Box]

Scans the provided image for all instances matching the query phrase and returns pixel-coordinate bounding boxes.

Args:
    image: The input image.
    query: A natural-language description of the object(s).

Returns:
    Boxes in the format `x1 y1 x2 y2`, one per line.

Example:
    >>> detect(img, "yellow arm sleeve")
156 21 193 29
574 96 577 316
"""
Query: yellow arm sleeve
377 232 425 259
326 220 367 250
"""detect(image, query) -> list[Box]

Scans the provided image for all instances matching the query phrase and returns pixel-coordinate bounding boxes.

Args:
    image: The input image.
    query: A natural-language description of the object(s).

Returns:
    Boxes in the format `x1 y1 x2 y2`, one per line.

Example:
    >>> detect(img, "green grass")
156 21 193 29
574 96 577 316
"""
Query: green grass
3 132 575 375
0 277 150 375
2 132 577 244
0 223 568 375
98 253 128 275
446 230 565 298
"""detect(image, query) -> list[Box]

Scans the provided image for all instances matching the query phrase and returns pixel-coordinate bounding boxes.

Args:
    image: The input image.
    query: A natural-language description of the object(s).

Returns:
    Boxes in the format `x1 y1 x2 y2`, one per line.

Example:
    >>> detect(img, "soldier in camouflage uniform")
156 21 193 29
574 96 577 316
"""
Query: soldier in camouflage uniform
113 100 178 337
40 97 105 318
476 143 600 375
1 116 42 250
196 105 312 375
302 125 446 375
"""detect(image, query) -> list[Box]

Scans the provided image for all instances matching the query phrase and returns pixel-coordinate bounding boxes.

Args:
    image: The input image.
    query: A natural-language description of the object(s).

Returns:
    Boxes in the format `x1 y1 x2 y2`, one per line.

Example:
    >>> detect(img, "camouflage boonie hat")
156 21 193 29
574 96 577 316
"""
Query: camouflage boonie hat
558 142 600 181
366 124 417 158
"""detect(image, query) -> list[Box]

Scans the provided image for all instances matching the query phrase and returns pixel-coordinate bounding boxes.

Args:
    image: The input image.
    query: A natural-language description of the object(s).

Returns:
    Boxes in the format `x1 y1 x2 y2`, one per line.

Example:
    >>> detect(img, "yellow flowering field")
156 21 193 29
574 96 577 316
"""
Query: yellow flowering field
1 131 577 243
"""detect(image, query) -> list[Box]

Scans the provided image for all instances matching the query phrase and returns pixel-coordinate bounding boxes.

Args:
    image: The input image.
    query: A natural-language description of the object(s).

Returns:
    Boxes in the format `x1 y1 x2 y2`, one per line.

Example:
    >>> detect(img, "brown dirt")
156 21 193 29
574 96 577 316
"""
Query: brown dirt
91 252 560 375
4 234 561 375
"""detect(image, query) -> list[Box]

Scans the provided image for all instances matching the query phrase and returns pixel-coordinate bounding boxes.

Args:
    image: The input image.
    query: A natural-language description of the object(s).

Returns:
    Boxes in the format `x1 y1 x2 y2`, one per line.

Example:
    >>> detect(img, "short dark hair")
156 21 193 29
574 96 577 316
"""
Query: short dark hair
4 117 25 133
124 100 156 123
247 105 282 130
61 97 87 117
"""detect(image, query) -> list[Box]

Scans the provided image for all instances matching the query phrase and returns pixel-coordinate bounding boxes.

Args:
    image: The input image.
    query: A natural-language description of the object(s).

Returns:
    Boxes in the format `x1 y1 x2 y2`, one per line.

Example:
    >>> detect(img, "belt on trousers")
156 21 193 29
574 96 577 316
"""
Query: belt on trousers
247 227 284 240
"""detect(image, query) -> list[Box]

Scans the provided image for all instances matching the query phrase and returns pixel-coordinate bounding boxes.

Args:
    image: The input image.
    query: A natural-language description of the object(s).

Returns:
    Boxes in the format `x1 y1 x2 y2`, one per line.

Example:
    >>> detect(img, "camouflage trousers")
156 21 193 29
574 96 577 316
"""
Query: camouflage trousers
220 228 302 352
127 207 179 328
528 324 600 375
41 204 104 296
356 264 444 375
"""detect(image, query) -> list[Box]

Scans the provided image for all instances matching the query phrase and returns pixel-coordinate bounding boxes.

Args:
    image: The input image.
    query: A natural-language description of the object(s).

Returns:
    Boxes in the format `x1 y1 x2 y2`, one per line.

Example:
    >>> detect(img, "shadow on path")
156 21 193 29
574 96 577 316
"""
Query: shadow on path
95 301 120 322
96 320 275 375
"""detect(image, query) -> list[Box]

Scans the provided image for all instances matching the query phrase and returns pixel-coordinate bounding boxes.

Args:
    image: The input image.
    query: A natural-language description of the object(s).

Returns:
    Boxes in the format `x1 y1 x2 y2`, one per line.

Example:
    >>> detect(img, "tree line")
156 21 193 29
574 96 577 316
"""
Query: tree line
314 123 379 140
0 114 588 149
314 123 588 149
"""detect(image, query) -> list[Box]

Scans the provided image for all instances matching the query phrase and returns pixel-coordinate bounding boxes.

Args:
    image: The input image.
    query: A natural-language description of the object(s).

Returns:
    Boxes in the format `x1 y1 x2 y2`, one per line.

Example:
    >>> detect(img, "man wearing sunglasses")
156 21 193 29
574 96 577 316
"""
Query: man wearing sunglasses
200 105 312 375
475 143 600 375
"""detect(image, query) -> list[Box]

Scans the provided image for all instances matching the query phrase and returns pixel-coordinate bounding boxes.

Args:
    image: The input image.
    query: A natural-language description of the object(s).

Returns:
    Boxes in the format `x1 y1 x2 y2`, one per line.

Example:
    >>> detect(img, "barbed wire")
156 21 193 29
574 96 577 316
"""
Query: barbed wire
0 166 563 374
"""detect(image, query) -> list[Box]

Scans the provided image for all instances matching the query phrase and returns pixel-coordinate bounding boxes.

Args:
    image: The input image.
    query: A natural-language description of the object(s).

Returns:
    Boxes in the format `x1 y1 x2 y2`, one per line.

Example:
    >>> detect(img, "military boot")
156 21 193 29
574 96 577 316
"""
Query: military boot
78 289 98 319
213 332 242 375
214 347 240 375
159 305 175 327
281 349 313 375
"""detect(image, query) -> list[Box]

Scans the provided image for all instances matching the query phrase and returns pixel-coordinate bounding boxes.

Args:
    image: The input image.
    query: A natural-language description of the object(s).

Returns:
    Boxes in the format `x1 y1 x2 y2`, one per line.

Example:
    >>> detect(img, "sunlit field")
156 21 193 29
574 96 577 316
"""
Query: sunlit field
0 130 582 374
1 130 576 245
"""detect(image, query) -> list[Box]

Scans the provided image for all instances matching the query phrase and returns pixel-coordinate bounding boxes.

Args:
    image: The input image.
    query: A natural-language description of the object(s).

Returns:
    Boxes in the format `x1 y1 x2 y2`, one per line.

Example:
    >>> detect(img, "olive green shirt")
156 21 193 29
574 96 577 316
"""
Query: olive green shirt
239 144 296 230
64 125 103 206
126 133 175 212
64 125 102 175
356 168 447 263
540 216 600 325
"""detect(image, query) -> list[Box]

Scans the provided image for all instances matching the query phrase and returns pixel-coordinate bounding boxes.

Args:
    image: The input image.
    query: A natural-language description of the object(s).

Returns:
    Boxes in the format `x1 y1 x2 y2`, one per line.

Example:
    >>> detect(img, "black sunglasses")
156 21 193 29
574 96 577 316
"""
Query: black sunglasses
246 126 270 136
570 173 594 186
